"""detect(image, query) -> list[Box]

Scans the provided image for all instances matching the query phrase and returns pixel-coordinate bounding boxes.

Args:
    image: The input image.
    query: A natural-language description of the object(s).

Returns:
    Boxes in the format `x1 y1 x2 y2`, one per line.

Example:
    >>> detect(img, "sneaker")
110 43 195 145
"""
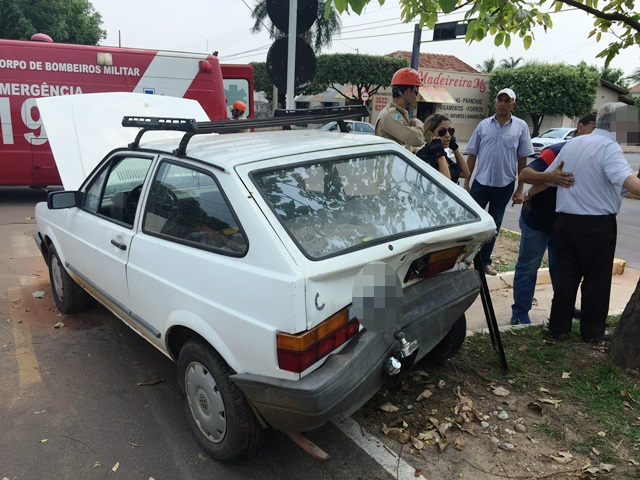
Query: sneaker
511 316 531 326
484 265 498 276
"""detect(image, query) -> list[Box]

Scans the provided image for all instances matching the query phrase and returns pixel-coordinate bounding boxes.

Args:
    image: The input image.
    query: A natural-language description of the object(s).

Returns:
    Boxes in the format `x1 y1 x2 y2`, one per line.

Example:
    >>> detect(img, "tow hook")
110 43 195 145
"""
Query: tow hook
384 331 420 377
384 357 401 376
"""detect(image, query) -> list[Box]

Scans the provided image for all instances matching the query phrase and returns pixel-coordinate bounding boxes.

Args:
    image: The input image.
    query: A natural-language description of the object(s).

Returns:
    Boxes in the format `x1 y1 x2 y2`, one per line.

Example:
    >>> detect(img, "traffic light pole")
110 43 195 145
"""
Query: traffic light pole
286 0 298 109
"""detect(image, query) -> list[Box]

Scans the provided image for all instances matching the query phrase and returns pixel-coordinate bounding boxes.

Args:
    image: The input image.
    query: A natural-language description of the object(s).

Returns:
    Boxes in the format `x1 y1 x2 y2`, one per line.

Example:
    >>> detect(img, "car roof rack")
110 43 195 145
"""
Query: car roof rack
122 105 370 157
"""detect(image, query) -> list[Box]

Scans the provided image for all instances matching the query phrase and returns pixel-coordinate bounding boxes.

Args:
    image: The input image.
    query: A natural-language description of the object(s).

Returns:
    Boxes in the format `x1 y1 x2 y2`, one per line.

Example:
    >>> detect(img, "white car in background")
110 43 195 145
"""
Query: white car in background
33 94 495 462
320 120 375 134
530 127 576 156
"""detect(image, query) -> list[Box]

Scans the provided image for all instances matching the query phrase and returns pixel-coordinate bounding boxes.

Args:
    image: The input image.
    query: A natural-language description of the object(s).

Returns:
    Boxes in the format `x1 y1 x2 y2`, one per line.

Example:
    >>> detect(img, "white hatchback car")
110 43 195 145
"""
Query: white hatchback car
530 127 576 156
34 95 495 462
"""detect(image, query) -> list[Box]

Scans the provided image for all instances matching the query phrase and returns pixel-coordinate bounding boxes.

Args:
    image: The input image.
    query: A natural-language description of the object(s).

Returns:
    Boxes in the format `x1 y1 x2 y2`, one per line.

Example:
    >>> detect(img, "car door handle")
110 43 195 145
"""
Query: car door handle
110 239 127 251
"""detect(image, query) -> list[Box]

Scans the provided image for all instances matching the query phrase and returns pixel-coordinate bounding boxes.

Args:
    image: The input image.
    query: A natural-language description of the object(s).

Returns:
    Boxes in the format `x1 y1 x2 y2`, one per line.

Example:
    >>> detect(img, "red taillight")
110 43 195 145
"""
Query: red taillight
347 318 359 338
425 258 458 277
277 345 317 373
277 309 360 373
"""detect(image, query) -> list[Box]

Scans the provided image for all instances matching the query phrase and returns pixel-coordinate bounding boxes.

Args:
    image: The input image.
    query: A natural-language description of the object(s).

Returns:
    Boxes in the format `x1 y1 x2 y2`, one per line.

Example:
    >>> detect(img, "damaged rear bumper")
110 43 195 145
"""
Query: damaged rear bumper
231 268 480 432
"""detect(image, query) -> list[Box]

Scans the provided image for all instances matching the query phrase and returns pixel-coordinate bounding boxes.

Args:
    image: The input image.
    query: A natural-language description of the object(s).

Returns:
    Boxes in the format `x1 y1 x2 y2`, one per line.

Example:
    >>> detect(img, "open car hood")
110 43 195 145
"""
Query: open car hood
37 93 210 190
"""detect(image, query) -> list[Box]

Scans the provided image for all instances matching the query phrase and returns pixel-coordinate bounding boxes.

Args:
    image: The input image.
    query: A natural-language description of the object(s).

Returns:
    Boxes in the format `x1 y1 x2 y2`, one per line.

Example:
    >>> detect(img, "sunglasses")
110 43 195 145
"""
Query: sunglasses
437 127 455 136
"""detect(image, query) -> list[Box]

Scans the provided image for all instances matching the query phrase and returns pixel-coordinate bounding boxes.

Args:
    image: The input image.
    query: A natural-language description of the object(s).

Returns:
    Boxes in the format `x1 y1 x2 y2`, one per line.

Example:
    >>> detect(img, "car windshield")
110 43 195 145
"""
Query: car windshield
538 129 567 139
253 153 477 259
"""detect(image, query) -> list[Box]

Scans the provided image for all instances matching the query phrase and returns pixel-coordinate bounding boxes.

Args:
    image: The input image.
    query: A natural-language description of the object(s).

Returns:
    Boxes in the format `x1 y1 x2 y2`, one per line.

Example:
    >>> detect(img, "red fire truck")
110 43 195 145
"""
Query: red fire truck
0 36 254 186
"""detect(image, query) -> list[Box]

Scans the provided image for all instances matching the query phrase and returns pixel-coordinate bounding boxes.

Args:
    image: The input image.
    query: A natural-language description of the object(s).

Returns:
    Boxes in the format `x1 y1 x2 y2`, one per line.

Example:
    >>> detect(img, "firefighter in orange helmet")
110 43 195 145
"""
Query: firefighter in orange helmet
374 67 424 149
231 100 247 120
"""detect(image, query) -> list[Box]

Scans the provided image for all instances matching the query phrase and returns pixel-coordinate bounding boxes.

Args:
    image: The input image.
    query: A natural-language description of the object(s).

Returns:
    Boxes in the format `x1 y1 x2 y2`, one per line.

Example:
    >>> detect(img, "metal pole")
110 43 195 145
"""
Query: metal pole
286 0 298 110
118 30 122 48
272 85 278 114
410 24 421 70
409 24 421 118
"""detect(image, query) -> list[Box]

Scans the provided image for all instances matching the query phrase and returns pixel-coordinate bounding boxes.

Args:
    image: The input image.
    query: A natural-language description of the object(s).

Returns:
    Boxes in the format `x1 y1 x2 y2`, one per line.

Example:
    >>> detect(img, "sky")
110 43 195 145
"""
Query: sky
89 0 639 79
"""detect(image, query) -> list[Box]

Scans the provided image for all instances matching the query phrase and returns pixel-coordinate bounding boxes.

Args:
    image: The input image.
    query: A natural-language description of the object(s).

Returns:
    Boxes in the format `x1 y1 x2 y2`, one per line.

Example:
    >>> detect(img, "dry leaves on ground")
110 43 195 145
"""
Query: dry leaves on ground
491 386 511 397
550 451 574 463
416 389 433 401
379 402 399 412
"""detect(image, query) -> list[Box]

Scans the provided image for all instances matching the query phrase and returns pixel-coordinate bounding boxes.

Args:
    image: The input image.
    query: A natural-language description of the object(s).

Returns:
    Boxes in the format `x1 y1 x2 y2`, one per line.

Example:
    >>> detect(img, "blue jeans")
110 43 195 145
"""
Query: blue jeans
470 180 515 266
511 217 558 324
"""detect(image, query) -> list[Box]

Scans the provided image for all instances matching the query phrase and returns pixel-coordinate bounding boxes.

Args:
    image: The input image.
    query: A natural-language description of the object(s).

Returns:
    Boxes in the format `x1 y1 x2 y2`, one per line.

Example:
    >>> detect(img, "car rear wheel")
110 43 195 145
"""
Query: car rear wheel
421 314 467 365
177 338 265 462
47 244 92 314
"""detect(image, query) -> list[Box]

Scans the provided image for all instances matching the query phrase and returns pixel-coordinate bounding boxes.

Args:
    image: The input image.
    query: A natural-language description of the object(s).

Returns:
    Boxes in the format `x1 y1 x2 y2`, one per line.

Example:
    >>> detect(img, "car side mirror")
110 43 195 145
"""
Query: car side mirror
47 191 83 209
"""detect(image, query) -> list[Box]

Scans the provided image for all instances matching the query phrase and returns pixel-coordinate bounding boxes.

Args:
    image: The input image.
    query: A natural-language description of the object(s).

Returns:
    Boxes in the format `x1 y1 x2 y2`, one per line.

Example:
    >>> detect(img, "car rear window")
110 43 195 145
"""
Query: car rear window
253 153 477 259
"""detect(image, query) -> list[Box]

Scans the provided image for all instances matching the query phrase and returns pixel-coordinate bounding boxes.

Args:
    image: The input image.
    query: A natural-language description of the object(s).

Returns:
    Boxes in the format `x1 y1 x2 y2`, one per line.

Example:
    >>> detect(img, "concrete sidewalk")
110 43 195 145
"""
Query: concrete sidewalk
465 267 639 331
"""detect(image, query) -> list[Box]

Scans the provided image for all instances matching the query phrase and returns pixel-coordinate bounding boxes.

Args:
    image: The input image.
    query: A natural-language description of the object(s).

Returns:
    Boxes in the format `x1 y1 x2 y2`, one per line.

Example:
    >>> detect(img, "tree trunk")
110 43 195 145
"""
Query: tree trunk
610 278 640 369
530 114 544 137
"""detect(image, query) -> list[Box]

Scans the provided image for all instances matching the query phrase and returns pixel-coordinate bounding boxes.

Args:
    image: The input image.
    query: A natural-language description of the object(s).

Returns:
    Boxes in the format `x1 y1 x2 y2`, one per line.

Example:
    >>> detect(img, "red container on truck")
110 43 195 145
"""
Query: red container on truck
0 37 254 186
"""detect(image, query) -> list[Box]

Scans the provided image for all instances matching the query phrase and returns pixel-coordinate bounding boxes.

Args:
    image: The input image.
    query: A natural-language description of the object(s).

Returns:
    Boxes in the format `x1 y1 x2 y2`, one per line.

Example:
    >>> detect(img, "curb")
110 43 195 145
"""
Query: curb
486 258 626 292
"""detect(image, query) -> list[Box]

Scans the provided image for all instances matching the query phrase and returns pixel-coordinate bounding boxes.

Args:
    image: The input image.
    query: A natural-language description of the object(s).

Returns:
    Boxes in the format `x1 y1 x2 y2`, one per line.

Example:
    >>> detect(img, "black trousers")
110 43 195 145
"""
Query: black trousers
549 213 617 341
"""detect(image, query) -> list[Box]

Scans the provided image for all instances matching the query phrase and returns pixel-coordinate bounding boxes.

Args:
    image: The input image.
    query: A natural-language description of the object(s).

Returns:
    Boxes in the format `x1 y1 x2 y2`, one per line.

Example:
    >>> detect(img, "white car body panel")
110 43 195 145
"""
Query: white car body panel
36 93 210 190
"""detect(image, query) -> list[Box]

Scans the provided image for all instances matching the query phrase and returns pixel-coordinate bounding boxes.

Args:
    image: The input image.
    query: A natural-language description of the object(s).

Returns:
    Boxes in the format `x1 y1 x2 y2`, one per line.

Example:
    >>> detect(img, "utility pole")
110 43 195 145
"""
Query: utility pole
409 24 421 117
411 24 421 70
285 0 298 110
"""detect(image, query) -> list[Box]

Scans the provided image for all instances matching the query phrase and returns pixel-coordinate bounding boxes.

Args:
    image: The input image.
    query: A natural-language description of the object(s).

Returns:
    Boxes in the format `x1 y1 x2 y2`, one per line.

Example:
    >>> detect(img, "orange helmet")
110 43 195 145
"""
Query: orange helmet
391 67 421 86
232 100 247 112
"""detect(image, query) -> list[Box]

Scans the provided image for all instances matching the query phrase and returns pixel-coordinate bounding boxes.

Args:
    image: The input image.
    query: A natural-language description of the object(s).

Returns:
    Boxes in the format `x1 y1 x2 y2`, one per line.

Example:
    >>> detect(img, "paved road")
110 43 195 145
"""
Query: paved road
625 152 640 172
501 197 640 269
0 187 394 480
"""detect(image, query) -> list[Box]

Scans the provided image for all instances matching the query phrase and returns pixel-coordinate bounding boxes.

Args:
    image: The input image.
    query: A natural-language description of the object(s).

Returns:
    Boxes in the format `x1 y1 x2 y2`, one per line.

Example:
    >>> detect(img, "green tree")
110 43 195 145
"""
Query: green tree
499 56 524 69
327 0 639 66
599 66 630 89
303 53 409 104
251 0 342 52
628 67 640 85
250 62 273 100
0 0 105 45
489 62 599 137
477 57 496 73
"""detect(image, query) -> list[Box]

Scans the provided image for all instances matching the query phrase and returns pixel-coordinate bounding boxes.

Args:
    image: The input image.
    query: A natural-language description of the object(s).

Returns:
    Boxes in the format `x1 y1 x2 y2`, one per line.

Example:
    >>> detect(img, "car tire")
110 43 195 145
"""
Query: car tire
47 244 92 314
421 314 467 365
177 338 265 462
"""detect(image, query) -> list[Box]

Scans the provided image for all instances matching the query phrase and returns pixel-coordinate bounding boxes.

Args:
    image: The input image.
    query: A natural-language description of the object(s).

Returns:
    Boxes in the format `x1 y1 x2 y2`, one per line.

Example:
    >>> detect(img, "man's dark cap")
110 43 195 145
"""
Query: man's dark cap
578 112 597 125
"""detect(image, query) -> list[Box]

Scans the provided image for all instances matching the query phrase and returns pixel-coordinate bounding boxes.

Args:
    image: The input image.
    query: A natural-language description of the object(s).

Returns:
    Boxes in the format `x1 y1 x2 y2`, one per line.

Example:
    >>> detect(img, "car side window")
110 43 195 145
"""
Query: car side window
83 166 109 213
94 156 153 227
363 124 374 133
566 130 575 139
354 123 365 132
143 161 248 255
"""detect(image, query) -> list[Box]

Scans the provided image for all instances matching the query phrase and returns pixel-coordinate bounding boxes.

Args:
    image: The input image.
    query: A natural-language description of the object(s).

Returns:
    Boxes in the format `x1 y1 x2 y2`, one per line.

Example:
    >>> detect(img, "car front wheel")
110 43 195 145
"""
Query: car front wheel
177 338 265 462
47 244 92 314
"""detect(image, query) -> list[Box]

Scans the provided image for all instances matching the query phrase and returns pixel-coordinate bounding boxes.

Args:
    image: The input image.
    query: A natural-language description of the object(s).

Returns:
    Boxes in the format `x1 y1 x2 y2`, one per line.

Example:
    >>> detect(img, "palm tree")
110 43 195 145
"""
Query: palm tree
500 57 524 69
477 57 496 73
250 0 342 53
627 67 640 85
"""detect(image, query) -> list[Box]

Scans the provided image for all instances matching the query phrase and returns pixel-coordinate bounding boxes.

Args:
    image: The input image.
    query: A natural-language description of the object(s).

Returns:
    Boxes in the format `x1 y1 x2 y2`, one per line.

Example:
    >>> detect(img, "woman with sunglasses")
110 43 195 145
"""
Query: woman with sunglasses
416 113 470 185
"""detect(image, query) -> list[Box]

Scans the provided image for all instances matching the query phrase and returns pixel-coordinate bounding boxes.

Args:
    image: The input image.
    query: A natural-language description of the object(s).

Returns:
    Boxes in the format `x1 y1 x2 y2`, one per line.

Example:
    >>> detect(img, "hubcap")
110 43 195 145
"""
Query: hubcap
51 255 64 302
185 362 226 444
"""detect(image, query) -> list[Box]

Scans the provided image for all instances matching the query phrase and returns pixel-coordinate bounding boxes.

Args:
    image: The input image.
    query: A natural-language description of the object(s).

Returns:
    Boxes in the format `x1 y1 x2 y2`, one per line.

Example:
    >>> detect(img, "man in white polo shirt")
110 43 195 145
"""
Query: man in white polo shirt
541 102 640 342
464 88 534 275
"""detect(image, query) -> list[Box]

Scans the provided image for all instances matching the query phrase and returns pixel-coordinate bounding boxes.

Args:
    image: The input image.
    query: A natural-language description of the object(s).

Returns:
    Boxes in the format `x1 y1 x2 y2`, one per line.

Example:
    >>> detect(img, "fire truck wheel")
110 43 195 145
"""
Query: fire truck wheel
421 314 467 366
47 244 93 314
177 337 265 462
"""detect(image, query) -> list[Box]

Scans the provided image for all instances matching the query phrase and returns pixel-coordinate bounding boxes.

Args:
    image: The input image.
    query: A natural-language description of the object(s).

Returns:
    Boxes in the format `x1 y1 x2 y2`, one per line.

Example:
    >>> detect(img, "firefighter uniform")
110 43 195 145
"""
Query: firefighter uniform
375 100 424 149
